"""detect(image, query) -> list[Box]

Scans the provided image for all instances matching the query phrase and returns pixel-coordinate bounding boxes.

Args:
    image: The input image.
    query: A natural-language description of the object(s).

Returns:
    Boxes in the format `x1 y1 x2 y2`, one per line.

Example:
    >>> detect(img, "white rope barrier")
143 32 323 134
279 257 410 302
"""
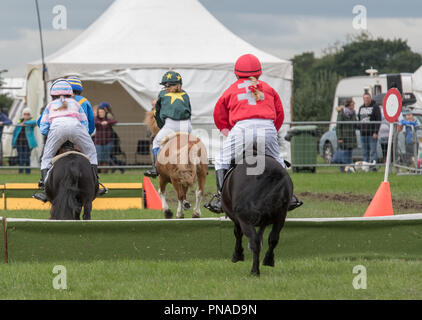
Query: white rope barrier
2 213 422 223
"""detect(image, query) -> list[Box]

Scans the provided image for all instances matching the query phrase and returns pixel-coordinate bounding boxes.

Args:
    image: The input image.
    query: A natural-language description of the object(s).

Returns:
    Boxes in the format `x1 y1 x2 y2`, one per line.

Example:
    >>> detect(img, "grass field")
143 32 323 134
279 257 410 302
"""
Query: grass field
1 167 421 300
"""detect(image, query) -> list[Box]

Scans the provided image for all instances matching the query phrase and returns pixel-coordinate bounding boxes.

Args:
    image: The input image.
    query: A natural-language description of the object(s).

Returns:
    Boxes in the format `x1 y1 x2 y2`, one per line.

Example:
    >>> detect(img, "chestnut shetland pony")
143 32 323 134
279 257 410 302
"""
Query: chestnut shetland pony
144 111 208 219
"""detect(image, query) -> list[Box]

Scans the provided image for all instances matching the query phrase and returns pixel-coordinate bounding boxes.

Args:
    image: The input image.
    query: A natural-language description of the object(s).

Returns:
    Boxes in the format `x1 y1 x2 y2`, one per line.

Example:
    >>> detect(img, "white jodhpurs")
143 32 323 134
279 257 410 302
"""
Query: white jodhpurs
41 117 98 170
152 118 192 149
214 118 286 171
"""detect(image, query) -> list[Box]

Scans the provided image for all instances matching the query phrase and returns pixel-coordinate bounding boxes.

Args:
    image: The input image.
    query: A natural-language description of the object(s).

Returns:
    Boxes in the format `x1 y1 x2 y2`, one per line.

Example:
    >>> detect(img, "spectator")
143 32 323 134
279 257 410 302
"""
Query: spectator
0 108 12 139
97 101 115 119
378 108 390 163
94 104 117 171
332 99 357 172
0 108 12 161
357 92 381 171
12 108 37 174
397 109 420 167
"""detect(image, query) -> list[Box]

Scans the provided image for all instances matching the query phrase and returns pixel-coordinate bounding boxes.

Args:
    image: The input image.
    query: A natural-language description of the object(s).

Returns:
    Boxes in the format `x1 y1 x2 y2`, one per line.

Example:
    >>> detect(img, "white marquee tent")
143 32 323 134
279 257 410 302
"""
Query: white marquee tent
26 0 293 164
412 66 422 106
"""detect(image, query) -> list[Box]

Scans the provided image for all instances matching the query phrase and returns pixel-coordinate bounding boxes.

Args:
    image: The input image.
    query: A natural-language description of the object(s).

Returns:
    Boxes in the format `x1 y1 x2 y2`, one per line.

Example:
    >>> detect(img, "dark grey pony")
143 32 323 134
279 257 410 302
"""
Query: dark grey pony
221 155 293 275
45 152 97 220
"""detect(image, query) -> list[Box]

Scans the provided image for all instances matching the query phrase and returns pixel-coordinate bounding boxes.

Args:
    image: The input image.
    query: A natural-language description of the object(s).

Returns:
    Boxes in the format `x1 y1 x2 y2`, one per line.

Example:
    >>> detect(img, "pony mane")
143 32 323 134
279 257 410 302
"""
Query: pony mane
144 110 160 137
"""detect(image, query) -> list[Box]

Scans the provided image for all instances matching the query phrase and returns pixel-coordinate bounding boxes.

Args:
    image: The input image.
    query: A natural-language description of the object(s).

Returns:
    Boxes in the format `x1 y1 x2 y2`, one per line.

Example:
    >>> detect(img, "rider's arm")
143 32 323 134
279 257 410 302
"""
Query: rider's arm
39 108 50 136
154 97 165 129
85 101 96 135
272 89 284 131
213 95 231 136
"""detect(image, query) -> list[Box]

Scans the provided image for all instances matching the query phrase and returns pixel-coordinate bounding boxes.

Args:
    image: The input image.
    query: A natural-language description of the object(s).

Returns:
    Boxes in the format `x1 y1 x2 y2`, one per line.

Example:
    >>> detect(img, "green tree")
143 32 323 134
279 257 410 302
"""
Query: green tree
292 33 422 121
0 69 14 112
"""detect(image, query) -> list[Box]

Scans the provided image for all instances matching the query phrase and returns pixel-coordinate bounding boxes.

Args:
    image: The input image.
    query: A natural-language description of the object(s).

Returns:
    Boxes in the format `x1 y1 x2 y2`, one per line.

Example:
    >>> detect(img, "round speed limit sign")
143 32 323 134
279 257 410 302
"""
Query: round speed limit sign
383 88 402 123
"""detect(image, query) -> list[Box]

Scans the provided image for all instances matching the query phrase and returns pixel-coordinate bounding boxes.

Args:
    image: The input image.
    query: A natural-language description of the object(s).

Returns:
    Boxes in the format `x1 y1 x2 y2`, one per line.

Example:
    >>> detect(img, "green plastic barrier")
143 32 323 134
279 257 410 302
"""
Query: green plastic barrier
2 216 422 263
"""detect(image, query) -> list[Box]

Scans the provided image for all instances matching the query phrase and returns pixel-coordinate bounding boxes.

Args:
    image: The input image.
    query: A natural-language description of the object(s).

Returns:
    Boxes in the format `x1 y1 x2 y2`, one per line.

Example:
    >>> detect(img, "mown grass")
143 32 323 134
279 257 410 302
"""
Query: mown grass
1 257 421 299
1 169 421 300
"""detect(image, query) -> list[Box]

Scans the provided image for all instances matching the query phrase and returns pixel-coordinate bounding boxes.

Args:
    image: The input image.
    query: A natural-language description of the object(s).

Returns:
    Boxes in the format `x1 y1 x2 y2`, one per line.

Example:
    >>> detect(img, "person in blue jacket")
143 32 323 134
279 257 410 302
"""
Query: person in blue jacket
66 76 96 136
0 109 12 140
12 107 38 174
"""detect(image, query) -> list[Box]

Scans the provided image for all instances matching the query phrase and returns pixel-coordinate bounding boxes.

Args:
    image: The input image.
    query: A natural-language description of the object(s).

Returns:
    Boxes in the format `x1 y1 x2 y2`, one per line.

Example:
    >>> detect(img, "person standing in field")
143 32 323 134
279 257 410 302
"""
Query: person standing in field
12 108 37 174
357 92 381 172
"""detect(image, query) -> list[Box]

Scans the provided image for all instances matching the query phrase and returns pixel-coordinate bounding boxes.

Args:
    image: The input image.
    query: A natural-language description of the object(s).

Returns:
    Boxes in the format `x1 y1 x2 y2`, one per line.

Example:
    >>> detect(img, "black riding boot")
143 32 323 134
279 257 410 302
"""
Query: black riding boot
144 152 159 178
288 194 303 211
32 169 49 203
92 165 108 196
204 169 227 214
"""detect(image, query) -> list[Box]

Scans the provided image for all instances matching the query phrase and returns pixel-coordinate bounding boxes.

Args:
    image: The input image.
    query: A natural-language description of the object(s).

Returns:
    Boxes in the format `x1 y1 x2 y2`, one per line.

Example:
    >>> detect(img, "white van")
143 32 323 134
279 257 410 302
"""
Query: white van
319 70 417 163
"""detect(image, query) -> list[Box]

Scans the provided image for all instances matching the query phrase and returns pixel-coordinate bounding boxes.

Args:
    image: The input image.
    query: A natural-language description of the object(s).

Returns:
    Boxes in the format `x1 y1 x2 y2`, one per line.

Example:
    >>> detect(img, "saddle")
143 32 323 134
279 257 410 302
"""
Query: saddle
160 132 192 146
52 150 90 164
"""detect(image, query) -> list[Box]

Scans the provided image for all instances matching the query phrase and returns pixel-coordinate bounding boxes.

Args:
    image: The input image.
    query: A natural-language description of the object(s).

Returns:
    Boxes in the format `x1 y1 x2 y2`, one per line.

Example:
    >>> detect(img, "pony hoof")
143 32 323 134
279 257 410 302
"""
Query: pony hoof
250 270 260 276
263 258 275 267
231 254 244 263
183 201 191 210
164 209 173 219
177 214 184 219
192 213 200 218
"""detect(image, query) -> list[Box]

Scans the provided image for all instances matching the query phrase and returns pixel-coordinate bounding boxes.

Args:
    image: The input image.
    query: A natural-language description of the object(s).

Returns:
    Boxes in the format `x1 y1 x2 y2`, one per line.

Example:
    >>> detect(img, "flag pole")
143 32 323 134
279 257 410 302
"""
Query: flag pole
35 0 47 106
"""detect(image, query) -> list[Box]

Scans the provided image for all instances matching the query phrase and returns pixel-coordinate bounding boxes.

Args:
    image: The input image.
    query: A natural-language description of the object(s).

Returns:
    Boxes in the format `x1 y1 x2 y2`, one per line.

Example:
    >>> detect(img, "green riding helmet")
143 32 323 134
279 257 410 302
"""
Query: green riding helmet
160 71 182 86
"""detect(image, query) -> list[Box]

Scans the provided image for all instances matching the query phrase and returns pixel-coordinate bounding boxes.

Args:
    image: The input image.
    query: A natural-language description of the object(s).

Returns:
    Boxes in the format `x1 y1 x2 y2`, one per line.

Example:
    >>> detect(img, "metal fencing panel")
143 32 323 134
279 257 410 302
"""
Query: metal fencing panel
1 121 421 173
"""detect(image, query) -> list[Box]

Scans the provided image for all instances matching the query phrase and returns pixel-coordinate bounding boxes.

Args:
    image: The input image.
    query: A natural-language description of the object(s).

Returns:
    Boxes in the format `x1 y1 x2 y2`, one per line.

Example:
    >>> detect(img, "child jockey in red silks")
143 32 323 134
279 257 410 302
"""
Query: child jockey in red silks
204 54 303 213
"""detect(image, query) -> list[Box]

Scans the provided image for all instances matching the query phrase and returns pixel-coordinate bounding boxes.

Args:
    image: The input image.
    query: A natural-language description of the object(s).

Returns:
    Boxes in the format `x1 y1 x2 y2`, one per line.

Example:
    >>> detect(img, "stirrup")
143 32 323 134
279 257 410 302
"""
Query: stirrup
144 169 158 178
97 182 108 196
204 193 223 214
32 191 48 203
288 197 303 211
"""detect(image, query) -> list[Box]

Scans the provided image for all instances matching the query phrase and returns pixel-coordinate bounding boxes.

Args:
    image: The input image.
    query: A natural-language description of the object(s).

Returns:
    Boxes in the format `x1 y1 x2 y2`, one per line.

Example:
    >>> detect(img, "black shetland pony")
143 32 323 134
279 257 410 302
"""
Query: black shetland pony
221 155 293 276
45 147 97 220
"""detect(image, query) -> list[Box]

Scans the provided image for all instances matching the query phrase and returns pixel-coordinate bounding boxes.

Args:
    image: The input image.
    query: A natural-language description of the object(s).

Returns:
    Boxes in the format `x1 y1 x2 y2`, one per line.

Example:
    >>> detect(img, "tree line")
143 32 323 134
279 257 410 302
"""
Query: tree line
292 33 422 121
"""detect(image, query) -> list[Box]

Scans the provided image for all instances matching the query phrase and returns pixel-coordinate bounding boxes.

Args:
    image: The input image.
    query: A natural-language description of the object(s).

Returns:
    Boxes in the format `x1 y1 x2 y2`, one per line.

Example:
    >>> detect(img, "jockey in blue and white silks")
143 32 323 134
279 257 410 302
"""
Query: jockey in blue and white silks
67 76 96 136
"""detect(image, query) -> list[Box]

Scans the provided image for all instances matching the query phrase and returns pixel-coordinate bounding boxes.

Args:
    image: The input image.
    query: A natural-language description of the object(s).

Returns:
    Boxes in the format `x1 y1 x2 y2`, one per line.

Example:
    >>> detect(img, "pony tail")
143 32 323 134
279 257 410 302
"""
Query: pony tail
248 76 262 102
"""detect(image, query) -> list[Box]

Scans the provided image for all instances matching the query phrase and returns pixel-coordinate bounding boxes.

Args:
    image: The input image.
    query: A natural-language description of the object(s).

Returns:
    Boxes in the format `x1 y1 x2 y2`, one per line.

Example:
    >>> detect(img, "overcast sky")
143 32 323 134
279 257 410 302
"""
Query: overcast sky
1 0 422 77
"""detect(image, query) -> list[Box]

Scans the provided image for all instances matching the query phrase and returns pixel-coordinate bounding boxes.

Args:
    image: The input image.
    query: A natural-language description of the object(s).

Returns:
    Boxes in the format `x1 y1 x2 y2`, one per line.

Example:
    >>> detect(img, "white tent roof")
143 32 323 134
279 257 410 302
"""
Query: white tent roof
26 0 293 163
28 0 292 80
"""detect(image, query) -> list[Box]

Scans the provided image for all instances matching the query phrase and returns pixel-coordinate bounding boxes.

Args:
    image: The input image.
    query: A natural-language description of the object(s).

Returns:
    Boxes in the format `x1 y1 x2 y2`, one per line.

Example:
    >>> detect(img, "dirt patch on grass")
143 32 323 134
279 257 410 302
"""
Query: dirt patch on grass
298 192 422 211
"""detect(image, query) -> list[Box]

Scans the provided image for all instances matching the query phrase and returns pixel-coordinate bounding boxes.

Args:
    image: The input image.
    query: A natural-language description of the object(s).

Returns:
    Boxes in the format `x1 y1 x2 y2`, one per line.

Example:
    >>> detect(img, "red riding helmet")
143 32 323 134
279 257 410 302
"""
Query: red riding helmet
234 54 262 78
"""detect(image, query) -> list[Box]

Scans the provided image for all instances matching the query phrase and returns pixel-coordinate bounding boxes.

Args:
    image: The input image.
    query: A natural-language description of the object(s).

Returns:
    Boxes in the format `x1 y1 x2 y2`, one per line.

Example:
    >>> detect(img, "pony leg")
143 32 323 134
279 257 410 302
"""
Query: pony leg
177 200 184 219
239 220 261 276
175 182 185 219
231 222 244 263
83 202 92 220
182 185 191 210
257 225 266 250
263 211 287 267
159 176 173 219
192 187 202 218
193 168 206 218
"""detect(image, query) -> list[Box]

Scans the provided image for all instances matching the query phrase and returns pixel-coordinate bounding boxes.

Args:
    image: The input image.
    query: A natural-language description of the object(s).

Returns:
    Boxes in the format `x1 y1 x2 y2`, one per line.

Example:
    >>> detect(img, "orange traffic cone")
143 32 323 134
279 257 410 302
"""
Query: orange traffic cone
363 181 393 217
143 176 162 210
